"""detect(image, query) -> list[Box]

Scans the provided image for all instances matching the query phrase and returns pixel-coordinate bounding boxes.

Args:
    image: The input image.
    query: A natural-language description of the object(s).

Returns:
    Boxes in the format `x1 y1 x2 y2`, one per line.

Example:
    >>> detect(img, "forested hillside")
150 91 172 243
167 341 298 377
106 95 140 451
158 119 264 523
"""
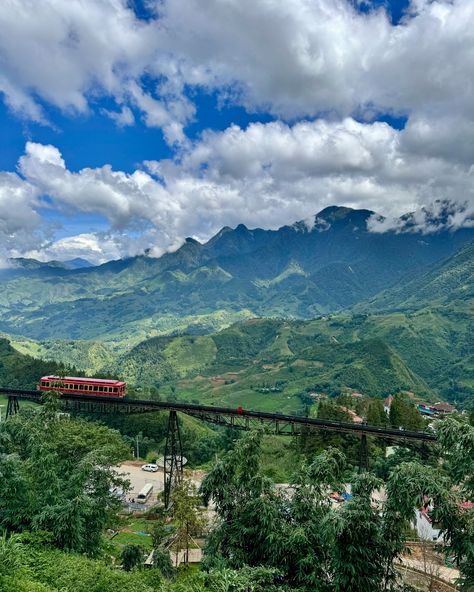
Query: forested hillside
0 338 75 389
360 240 474 312
0 206 472 344
2 303 470 410
104 311 471 411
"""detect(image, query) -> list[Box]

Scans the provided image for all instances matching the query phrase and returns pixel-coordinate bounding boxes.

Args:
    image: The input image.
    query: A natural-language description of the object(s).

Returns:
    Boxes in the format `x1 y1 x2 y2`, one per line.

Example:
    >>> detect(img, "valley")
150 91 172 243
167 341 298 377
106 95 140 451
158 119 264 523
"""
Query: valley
0 206 472 411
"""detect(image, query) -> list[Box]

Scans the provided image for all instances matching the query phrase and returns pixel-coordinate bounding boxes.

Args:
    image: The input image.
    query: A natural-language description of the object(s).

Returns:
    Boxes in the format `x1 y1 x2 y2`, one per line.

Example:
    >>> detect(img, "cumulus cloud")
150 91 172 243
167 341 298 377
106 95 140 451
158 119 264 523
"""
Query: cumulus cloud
1 0 474 138
4 111 472 263
0 172 44 266
2 0 474 260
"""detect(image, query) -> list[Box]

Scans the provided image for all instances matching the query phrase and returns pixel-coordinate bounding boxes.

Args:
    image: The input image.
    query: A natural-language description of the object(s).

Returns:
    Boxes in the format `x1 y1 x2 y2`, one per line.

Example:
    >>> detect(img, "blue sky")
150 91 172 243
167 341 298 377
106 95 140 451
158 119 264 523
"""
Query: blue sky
0 0 473 263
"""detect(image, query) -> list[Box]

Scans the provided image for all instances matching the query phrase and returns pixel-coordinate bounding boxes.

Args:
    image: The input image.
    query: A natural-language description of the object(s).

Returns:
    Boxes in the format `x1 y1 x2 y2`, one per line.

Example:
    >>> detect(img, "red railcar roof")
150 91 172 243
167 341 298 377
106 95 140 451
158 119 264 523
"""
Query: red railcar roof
41 375 126 387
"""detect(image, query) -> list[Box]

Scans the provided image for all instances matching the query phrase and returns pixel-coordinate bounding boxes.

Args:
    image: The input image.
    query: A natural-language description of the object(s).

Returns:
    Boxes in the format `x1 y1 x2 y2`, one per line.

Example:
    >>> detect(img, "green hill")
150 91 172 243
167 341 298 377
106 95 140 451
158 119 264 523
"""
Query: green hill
101 317 434 414
0 338 76 390
1 302 471 412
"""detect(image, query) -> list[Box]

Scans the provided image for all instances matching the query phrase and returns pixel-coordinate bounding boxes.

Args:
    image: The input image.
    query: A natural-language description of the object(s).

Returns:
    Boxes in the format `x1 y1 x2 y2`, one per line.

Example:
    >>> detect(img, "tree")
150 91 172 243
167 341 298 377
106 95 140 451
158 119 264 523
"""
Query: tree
367 399 387 427
331 474 386 592
0 531 22 577
0 400 130 556
384 417 474 590
121 544 144 571
169 478 206 567
389 394 423 430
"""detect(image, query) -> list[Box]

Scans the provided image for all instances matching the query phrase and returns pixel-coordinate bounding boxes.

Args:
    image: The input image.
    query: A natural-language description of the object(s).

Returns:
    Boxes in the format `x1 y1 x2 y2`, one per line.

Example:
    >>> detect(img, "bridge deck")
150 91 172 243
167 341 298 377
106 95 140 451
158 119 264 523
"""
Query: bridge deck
0 387 436 443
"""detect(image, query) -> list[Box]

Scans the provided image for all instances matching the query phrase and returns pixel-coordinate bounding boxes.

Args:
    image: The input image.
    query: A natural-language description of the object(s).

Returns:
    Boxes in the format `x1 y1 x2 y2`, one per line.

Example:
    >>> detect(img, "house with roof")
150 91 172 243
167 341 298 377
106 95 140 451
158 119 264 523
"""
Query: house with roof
417 401 456 417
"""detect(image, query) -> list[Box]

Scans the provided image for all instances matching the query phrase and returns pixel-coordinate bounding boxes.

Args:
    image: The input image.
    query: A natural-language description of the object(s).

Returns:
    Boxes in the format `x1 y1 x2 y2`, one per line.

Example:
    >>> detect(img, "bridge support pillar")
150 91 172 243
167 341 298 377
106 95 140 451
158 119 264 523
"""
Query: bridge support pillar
164 410 183 508
358 434 369 472
6 396 20 419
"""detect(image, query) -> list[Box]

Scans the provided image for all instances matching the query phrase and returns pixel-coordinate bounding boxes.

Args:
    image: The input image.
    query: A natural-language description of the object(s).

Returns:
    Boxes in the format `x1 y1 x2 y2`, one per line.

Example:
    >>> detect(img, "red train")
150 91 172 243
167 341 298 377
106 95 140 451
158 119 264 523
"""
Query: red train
38 376 126 398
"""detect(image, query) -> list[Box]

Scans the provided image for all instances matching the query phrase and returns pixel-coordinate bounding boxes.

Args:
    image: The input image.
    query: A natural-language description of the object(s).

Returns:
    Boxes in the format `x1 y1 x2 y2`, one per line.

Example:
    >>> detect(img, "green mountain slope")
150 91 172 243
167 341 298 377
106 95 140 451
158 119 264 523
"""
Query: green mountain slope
100 317 435 414
360 241 474 312
1 303 470 411
0 338 75 389
0 206 472 344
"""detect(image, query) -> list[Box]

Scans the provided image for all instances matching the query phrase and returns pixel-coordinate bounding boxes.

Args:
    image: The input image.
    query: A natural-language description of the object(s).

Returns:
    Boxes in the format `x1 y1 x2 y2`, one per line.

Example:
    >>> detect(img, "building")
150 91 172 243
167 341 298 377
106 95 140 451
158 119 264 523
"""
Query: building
432 402 456 415
415 508 444 542
417 402 437 417
417 401 456 417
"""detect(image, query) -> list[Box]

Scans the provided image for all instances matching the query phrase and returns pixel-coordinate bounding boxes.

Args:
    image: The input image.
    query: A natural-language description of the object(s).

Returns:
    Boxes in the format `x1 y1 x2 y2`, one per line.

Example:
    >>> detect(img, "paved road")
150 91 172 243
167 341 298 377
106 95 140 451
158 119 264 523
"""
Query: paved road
116 461 206 509
116 461 164 509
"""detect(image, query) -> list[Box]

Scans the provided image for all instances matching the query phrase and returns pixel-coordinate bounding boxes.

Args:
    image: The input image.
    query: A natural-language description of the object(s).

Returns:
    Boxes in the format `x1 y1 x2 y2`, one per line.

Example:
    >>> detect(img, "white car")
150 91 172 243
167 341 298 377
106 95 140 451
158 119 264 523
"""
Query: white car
141 463 159 472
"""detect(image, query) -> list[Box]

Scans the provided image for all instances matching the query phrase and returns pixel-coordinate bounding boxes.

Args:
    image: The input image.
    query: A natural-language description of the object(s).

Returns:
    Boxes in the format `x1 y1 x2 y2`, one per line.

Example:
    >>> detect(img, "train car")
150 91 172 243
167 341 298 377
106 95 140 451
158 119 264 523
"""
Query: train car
38 376 126 398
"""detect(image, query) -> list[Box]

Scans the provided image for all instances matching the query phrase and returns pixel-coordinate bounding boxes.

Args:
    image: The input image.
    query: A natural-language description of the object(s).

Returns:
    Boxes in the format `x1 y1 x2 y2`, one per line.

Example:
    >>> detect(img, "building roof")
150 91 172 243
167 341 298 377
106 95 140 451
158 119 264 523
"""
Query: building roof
384 395 393 407
432 402 455 412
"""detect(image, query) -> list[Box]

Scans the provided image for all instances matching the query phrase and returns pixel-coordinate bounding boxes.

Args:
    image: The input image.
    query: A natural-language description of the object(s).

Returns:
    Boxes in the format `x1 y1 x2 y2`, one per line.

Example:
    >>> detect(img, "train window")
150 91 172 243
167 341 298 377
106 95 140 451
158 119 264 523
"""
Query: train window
113 387 118 393
74 384 78 390
93 386 98 391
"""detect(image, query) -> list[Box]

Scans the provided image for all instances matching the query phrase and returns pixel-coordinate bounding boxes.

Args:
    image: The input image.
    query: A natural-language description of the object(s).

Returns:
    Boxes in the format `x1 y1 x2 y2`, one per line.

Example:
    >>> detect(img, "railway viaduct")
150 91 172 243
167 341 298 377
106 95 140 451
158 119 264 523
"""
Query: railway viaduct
0 387 436 506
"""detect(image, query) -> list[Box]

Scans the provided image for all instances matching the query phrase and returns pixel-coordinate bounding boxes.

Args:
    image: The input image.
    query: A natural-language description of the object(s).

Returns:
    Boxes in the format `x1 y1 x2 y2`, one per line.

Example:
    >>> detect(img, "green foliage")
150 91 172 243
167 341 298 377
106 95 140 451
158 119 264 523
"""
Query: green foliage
0 338 77 389
0 542 160 592
389 394 424 430
169 479 206 564
0 531 22 576
367 399 387 427
121 543 144 571
0 403 130 555
331 474 387 592
200 423 474 591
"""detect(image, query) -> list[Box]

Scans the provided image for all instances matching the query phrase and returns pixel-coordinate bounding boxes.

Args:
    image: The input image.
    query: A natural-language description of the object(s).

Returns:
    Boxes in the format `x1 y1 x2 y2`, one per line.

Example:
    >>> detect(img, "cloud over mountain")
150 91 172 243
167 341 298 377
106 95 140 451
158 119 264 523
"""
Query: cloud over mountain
1 0 474 261
1 114 470 263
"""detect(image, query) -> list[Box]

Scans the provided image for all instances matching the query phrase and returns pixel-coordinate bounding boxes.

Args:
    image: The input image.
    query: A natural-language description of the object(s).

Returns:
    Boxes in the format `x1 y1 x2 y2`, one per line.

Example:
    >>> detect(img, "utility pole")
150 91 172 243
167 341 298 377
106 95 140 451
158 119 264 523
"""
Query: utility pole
135 434 140 459
0 404 4 423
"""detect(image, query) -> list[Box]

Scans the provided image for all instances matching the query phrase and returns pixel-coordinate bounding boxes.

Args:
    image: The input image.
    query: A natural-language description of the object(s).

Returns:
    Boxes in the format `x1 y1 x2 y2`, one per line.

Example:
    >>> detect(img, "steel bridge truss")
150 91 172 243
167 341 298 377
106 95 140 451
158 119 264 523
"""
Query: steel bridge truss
0 387 436 505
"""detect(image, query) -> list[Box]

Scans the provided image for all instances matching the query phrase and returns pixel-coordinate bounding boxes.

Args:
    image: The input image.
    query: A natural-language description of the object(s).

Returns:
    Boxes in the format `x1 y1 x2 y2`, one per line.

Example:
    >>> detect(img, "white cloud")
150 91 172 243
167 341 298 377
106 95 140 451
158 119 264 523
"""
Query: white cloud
102 105 135 127
1 0 474 139
6 111 473 262
0 172 43 265
2 0 474 260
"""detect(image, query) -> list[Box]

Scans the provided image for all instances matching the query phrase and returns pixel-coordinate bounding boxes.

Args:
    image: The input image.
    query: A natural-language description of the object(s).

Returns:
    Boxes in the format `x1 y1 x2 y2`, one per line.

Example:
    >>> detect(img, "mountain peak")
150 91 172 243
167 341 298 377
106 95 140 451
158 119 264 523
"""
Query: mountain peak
184 237 201 246
317 205 375 221
314 206 376 231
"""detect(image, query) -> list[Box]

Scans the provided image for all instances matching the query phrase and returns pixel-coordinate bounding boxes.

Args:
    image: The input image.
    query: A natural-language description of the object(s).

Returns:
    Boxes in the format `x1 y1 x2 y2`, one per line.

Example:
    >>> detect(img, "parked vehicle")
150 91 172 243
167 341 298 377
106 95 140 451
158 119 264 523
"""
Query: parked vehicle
136 483 154 504
141 463 158 472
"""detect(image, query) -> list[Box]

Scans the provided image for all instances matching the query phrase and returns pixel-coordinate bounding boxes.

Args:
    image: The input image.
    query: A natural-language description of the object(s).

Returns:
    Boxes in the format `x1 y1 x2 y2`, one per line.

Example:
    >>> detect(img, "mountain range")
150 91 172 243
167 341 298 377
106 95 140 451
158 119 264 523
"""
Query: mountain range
0 205 473 344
